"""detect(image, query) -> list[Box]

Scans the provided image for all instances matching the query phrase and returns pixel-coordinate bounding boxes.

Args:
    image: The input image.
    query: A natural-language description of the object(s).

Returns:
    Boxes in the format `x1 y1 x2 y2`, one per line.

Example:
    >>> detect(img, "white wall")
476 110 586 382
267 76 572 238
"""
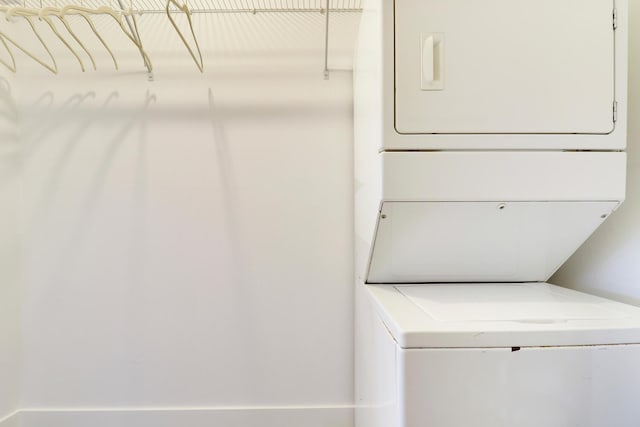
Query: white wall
552 2 640 306
7 5 637 425
0 71 21 423
9 12 358 426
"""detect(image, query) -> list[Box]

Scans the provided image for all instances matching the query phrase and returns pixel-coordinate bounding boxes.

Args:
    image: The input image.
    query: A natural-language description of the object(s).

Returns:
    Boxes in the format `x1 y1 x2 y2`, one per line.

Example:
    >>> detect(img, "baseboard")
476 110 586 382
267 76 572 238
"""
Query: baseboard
15 406 354 427
0 412 20 427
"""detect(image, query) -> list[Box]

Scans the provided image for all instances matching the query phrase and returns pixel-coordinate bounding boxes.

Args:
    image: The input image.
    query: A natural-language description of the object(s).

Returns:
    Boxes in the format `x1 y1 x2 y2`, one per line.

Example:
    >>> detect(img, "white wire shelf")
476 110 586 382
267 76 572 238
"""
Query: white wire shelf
9 0 363 14
0 0 361 77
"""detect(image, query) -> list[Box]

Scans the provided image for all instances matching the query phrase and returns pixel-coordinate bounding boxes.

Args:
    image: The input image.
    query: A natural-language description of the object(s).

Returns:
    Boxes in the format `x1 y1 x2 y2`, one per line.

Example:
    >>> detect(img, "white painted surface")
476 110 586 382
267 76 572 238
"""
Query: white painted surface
552 0 640 307
382 151 627 202
353 0 384 286
368 201 618 283
354 1 640 427
0 412 20 427
0 72 21 421
354 284 399 427
356 281 640 427
364 283 640 348
17 75 354 407
396 0 615 135
355 0 629 150
12 407 352 427
401 345 640 427
11 12 358 415
400 284 632 322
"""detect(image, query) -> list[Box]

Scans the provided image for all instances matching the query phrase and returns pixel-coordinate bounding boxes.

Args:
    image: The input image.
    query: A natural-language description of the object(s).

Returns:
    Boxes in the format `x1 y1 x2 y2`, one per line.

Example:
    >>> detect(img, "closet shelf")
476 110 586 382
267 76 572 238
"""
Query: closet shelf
0 0 361 78
17 0 363 14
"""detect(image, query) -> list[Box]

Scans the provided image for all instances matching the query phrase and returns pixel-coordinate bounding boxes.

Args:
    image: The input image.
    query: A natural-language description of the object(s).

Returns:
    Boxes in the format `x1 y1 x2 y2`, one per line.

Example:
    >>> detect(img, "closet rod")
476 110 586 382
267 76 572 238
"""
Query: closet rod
323 0 329 79
132 8 360 13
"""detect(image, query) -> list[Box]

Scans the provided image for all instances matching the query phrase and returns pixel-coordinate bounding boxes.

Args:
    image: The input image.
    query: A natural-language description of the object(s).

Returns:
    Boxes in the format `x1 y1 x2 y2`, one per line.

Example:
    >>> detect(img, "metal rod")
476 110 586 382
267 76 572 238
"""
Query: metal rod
323 0 330 79
134 8 361 13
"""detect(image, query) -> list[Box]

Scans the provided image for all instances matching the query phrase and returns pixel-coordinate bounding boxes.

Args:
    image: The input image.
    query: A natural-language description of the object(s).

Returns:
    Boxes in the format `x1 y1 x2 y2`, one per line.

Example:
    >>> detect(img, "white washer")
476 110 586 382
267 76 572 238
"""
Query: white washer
357 282 640 427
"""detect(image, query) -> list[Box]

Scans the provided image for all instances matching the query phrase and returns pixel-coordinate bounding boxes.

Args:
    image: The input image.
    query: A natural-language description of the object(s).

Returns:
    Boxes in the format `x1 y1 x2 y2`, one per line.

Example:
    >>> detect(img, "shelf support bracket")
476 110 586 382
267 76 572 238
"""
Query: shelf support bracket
323 0 330 79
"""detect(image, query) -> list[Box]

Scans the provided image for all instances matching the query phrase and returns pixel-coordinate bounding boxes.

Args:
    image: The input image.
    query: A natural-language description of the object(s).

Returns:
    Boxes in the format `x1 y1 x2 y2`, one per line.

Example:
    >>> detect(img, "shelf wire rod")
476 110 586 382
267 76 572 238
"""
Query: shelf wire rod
322 0 328 79
138 7 361 13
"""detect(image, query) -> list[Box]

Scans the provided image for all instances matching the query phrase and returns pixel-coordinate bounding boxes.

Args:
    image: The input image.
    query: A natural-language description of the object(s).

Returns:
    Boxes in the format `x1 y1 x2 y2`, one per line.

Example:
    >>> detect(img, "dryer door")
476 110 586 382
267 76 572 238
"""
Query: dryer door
394 0 616 135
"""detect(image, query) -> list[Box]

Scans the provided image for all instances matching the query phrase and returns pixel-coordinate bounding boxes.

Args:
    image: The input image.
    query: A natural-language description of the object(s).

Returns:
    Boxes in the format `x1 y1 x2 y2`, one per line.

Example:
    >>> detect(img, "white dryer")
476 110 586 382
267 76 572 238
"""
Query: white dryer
354 0 640 426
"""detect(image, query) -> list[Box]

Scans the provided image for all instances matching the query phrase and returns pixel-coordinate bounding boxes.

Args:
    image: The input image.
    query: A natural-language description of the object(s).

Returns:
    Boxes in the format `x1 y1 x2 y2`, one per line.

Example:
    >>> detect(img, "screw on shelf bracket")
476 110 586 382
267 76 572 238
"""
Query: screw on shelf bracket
323 0 330 80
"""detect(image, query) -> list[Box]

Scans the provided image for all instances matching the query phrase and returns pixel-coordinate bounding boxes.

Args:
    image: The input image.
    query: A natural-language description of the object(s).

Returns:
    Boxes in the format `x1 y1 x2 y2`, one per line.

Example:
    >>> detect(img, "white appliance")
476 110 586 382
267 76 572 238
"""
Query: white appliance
354 0 640 426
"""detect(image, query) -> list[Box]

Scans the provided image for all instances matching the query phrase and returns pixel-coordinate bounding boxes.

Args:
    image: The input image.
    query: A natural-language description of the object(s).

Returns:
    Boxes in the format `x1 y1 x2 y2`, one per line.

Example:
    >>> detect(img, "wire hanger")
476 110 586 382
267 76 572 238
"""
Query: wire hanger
0 9 17 73
60 5 119 70
94 5 153 71
165 0 203 72
37 6 87 71
50 6 99 71
1 6 58 73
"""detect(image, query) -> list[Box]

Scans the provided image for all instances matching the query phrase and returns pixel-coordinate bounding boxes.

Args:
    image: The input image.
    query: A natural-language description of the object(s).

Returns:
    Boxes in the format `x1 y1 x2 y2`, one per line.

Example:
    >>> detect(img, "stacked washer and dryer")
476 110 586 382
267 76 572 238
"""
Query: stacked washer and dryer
354 0 640 426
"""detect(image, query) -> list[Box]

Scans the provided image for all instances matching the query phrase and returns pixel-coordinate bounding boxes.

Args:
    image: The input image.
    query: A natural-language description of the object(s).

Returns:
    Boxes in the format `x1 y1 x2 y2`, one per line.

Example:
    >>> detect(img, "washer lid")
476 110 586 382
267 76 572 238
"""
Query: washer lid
402 283 626 323
365 283 640 348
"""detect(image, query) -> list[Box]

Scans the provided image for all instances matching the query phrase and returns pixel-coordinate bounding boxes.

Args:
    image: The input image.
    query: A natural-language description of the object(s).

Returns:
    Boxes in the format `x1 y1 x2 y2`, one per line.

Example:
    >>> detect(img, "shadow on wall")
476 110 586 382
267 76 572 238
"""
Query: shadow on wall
21 85 257 404
0 75 21 421
2 73 254 421
24 90 156 285
18 88 161 405
16 68 354 408
0 76 19 185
